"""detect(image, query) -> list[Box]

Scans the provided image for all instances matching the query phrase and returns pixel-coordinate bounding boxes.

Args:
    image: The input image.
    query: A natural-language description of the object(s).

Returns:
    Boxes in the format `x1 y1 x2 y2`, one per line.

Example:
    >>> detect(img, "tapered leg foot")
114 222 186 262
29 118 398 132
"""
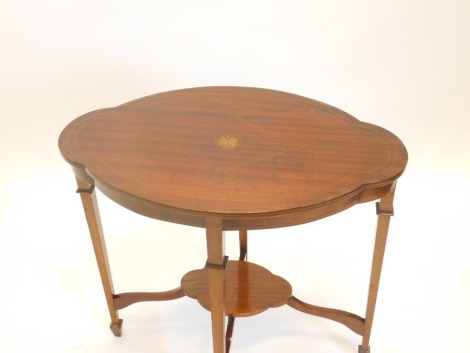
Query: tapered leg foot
358 345 370 353
110 319 123 337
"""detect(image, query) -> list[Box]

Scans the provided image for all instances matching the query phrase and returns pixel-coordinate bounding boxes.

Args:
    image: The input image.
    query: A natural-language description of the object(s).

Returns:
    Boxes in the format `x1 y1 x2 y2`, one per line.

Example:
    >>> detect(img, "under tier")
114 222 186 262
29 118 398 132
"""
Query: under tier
181 260 292 317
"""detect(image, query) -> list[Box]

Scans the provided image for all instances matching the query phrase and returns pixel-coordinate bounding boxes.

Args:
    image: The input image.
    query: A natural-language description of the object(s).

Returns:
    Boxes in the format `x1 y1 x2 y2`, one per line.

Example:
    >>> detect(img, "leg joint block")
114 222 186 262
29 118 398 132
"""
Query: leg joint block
205 256 229 270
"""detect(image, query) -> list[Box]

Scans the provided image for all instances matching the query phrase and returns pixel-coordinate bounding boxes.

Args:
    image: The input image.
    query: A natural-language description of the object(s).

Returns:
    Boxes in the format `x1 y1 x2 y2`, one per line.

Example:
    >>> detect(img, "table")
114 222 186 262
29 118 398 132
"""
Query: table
58 86 407 353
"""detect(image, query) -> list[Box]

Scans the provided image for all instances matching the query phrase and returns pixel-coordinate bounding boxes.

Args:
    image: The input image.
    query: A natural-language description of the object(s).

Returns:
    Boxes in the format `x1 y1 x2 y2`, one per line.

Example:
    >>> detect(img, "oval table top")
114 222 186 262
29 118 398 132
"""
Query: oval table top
59 87 407 229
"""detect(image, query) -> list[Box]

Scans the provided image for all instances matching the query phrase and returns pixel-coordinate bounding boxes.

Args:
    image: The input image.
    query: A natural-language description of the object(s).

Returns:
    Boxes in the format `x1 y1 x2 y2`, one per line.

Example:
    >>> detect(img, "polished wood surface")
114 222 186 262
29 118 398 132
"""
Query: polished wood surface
182 260 292 317
59 86 407 229
360 187 396 351
205 217 227 353
288 296 365 335
75 178 122 336
113 287 185 310
59 87 408 353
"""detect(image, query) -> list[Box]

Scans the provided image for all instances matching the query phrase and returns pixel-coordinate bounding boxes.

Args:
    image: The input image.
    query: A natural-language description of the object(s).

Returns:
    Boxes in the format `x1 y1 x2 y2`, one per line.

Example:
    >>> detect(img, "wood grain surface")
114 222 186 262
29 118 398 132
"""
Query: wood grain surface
59 87 407 228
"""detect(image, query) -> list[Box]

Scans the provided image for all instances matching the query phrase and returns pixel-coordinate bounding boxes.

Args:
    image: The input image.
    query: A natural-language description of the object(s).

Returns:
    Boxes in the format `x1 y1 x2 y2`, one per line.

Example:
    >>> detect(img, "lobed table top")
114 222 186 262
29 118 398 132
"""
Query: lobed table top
59 87 407 229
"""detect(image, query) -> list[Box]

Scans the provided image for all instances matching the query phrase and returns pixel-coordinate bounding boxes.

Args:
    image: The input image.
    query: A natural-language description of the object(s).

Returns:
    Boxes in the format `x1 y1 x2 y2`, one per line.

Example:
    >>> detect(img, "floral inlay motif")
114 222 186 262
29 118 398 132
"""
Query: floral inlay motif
216 135 241 149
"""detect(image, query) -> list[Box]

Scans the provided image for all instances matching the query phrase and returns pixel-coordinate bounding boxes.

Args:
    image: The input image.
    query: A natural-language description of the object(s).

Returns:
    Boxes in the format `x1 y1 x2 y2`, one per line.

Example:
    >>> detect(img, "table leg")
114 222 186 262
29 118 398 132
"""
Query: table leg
359 186 396 353
205 217 227 353
76 177 123 337
239 230 248 261
224 230 248 350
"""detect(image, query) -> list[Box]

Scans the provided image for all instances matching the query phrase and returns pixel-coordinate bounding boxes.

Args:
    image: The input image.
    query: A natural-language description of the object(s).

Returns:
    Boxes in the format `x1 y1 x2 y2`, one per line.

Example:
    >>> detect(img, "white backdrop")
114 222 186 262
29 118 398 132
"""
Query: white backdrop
1 1 469 353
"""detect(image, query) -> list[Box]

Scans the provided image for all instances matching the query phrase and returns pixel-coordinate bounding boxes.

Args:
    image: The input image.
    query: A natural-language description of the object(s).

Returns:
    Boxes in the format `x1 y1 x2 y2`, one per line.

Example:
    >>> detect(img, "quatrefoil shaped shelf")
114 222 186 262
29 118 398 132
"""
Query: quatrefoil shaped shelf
181 261 292 317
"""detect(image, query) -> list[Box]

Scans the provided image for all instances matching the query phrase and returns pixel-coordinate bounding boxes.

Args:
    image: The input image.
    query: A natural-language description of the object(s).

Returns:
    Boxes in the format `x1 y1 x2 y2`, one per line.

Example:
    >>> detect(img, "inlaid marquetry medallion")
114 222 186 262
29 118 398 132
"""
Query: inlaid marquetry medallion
215 135 240 149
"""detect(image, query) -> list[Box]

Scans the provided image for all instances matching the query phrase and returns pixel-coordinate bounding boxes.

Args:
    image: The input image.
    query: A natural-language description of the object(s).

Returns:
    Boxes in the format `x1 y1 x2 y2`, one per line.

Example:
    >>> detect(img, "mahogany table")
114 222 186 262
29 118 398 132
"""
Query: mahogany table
59 87 407 353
